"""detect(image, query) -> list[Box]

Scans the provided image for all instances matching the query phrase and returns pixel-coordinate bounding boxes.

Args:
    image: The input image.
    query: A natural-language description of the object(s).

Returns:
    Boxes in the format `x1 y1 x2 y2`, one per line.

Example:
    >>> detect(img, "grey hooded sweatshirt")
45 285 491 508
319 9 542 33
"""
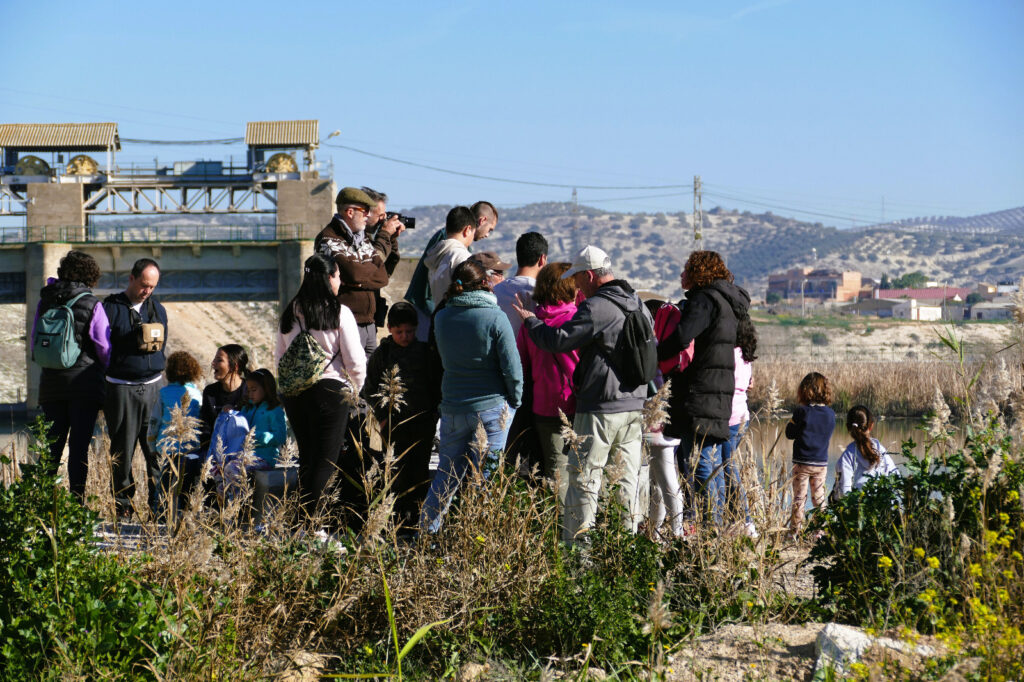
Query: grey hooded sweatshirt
424 237 471 306
523 279 652 414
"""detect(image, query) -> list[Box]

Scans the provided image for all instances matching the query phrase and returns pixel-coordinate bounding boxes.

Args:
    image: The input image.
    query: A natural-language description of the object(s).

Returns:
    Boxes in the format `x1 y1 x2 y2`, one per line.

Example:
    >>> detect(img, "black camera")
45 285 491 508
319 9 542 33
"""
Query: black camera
386 211 416 229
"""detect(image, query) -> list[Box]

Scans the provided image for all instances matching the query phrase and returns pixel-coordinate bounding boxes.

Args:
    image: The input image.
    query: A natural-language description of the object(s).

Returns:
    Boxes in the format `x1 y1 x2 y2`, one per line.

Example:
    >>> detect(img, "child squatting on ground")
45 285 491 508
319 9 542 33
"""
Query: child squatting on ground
209 368 287 499
835 404 900 498
785 371 836 536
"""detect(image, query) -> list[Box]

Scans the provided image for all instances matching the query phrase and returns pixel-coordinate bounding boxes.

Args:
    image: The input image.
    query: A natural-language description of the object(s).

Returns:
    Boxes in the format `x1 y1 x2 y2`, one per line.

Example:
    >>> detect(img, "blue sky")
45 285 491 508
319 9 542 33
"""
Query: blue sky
3 0 1022 226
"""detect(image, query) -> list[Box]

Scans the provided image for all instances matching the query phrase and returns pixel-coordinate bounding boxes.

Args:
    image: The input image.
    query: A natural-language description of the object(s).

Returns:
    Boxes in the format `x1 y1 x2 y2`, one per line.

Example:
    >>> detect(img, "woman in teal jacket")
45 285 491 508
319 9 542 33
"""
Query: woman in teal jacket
421 259 523 533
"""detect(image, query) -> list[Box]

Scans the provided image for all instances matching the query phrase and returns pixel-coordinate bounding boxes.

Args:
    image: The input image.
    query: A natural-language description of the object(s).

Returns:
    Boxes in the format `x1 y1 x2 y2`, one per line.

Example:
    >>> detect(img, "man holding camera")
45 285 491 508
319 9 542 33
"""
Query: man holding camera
103 258 168 513
315 186 403 356
361 186 408 328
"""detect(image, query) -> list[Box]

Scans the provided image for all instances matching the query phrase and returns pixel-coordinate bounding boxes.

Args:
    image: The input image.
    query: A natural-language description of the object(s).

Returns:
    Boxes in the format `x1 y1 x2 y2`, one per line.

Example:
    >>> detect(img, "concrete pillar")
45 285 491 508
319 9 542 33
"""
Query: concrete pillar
276 178 335 240
277 240 315 310
26 184 85 241
25 242 71 408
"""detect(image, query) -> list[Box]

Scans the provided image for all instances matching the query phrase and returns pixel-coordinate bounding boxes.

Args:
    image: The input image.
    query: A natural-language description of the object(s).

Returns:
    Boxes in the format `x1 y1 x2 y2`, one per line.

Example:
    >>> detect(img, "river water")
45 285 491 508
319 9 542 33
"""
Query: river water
739 416 930 499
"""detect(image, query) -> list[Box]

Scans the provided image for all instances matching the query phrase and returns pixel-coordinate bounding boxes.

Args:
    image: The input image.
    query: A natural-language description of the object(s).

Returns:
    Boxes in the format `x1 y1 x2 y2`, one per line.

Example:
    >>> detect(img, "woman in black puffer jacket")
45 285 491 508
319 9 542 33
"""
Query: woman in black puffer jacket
33 251 112 500
658 251 751 526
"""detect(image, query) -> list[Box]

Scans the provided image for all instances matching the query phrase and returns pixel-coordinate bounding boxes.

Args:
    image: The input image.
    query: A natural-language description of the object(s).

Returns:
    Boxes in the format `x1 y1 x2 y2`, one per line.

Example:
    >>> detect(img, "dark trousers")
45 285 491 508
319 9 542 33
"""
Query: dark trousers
104 381 161 507
40 398 101 500
506 375 541 476
283 379 350 520
387 412 438 529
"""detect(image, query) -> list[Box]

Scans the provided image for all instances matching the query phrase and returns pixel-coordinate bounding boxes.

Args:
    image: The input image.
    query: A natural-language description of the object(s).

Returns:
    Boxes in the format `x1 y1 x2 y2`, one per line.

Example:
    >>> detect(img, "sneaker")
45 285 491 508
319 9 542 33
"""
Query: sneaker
744 522 759 540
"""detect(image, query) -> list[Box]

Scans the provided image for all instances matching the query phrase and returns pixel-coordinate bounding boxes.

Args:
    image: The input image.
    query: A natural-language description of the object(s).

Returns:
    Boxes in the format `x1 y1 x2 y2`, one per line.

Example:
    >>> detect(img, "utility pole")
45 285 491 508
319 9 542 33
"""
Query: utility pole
570 187 579 254
692 175 703 246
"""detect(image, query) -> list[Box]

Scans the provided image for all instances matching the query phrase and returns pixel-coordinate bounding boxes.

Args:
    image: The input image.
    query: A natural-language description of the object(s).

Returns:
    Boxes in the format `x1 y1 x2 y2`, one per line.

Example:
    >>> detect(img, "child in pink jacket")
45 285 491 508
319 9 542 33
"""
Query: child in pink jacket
516 263 580 503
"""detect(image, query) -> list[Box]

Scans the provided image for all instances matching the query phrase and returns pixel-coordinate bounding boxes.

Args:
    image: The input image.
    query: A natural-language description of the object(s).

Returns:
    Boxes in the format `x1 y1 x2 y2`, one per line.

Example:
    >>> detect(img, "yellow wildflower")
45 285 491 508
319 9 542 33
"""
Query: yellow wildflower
926 556 940 570
878 556 894 570
913 547 926 560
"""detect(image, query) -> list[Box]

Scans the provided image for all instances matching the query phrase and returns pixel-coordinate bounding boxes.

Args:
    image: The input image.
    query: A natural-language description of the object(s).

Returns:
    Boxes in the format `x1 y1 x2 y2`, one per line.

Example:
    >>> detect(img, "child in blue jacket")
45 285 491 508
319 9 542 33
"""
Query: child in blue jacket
785 371 836 536
214 368 287 496
150 351 204 457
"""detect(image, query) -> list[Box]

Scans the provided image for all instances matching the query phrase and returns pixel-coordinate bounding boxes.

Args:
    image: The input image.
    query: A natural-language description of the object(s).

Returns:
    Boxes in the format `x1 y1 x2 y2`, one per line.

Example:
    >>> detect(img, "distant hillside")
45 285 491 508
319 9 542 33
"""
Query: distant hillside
396 203 1024 299
94 202 1024 300
858 206 1024 235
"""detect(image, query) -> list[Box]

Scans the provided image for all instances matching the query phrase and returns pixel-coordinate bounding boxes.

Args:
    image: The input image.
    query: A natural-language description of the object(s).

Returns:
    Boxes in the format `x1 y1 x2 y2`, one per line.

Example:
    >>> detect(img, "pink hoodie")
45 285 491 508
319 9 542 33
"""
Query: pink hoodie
516 301 580 417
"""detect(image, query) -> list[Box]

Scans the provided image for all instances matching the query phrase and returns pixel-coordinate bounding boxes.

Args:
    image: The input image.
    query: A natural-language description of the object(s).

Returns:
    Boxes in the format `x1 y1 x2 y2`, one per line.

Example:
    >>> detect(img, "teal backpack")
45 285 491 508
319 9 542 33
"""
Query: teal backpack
33 292 90 370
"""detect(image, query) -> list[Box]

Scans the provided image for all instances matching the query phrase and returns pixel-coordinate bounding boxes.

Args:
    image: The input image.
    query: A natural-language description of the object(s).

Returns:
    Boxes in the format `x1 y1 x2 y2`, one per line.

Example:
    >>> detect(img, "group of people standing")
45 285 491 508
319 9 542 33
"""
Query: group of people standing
34 249 290 513
35 253 168 512
34 185 900 541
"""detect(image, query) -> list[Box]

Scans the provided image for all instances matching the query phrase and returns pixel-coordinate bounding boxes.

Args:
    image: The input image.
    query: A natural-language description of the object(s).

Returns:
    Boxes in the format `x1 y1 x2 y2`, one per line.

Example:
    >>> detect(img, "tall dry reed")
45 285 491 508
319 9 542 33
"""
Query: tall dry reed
751 359 972 417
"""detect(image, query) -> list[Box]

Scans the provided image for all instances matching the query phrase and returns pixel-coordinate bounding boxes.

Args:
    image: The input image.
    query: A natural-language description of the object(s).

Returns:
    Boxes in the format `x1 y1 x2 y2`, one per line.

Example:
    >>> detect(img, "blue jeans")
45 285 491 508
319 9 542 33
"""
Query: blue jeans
678 430 726 526
421 403 514 533
719 422 752 524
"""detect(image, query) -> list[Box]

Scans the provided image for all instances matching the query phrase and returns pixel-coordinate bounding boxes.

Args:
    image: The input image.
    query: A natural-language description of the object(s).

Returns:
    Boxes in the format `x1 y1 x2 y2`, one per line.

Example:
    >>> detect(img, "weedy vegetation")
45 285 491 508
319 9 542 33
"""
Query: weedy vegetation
1 287 1022 679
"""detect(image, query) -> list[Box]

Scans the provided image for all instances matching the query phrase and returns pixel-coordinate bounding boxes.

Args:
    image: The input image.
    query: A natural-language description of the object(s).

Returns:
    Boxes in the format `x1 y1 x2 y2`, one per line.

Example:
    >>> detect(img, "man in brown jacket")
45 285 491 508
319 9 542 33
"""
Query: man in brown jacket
315 186 400 355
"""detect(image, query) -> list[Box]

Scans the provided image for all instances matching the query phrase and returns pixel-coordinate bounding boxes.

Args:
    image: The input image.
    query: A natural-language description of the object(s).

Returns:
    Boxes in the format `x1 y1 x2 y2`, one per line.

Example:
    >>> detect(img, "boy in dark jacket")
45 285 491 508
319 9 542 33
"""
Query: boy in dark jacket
361 302 441 530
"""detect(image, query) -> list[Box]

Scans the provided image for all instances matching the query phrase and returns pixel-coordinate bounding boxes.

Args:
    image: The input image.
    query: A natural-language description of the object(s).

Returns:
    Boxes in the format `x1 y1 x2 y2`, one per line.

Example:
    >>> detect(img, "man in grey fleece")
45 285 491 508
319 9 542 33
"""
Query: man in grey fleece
511 245 652 544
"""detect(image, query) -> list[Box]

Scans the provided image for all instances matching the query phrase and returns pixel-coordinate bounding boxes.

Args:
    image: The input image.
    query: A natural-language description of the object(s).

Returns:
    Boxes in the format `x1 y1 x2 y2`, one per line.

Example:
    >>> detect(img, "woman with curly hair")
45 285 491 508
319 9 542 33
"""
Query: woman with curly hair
658 250 752 527
32 250 111 500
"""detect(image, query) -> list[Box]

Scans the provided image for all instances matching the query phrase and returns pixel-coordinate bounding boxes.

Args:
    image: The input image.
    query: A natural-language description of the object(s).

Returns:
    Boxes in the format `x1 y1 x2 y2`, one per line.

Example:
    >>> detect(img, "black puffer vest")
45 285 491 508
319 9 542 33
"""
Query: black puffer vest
103 292 167 381
664 280 750 441
37 280 105 403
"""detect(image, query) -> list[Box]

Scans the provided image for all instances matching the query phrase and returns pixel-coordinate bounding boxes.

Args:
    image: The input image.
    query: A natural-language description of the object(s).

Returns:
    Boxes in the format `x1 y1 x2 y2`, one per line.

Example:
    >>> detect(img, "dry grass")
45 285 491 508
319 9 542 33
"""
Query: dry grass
751 359 974 417
7 306 1020 678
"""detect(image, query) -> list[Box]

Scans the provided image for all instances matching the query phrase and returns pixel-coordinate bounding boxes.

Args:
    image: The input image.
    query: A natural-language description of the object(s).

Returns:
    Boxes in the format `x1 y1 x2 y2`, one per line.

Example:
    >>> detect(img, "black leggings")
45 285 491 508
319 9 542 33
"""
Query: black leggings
40 399 101 500
283 379 351 519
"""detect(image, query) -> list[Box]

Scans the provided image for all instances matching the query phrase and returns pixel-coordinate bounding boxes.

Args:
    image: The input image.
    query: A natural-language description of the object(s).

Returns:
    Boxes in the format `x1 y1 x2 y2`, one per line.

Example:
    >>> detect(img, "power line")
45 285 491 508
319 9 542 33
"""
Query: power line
703 181 991 216
582 191 689 203
322 141 692 190
121 137 244 145
702 190 882 225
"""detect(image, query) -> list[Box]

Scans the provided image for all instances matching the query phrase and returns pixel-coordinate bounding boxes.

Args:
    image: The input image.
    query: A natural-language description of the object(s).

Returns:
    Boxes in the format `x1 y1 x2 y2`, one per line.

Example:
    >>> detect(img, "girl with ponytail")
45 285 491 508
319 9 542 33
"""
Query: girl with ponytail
834 405 900 498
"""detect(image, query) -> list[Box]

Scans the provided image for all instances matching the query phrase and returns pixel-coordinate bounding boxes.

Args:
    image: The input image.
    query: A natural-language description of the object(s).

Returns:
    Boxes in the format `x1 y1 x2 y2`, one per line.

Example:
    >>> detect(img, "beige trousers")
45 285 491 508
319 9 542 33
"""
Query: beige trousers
790 462 827 532
562 410 644 543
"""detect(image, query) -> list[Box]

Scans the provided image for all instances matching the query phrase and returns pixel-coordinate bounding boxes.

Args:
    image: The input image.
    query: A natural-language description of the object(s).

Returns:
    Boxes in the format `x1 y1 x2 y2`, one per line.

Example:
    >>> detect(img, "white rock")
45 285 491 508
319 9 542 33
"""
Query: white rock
814 622 939 676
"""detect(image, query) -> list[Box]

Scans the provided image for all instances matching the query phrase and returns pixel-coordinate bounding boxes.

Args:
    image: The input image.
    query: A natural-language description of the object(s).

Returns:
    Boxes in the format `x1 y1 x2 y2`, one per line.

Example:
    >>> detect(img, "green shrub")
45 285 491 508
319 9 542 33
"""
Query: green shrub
809 420 1024 635
0 418 184 679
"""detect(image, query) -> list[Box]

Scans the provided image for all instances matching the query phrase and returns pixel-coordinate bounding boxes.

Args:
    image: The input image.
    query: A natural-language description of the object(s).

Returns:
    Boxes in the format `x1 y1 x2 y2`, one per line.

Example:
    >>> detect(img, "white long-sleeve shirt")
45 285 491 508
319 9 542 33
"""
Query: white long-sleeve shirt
835 438 899 498
275 305 366 391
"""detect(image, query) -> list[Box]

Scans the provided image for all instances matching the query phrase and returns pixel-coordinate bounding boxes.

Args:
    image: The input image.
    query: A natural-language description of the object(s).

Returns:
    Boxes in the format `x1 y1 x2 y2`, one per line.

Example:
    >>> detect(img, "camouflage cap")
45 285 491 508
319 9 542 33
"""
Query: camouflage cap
335 186 375 210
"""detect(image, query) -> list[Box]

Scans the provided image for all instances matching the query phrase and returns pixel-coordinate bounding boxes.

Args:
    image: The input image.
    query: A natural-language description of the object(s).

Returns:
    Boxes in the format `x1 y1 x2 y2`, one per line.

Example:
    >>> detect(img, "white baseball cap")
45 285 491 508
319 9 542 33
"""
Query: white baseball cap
562 245 612 279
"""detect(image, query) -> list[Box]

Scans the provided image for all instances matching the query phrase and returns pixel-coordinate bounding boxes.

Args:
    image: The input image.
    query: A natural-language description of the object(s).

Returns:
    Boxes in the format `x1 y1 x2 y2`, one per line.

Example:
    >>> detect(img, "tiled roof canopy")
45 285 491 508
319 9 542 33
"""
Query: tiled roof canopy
0 123 120 151
245 120 319 147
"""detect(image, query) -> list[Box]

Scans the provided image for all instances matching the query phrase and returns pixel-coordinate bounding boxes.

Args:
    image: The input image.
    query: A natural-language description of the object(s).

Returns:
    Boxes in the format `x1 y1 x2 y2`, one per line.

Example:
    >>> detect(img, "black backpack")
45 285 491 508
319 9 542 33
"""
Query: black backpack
602 296 658 390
